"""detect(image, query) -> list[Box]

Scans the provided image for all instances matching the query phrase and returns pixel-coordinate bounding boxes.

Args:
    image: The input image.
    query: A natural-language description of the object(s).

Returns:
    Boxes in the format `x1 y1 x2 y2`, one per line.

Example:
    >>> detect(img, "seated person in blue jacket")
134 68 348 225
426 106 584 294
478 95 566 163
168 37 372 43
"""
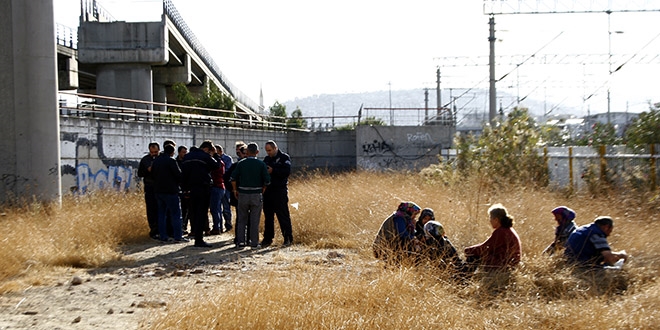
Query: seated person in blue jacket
564 216 628 269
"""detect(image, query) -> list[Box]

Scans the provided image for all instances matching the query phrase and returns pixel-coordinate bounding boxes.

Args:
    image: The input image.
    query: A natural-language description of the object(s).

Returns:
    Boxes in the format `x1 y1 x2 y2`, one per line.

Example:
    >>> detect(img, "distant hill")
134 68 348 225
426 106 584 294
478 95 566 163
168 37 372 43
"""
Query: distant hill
282 89 582 129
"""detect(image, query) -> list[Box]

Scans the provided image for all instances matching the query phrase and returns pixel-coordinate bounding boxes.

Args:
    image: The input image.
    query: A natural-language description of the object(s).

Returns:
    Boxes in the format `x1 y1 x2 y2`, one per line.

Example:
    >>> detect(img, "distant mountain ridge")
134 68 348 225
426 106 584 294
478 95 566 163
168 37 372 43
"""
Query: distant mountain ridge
282 89 580 128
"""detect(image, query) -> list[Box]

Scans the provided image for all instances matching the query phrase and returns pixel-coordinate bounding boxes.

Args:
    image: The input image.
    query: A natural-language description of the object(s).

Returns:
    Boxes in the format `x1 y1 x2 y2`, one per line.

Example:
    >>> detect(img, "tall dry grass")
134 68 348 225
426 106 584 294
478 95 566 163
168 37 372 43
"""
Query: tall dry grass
2 171 659 328
0 191 147 292
145 171 660 329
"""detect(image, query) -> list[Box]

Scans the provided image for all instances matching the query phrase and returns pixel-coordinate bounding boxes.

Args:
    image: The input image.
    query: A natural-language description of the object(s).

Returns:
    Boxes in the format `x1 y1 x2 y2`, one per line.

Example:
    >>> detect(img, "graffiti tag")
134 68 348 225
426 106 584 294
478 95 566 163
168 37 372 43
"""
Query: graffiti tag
75 164 133 194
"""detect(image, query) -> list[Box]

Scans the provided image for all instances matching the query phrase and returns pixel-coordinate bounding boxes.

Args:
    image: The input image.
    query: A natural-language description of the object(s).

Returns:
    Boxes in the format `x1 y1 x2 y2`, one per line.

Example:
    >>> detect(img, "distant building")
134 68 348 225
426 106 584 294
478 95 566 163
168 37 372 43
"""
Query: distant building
583 112 638 137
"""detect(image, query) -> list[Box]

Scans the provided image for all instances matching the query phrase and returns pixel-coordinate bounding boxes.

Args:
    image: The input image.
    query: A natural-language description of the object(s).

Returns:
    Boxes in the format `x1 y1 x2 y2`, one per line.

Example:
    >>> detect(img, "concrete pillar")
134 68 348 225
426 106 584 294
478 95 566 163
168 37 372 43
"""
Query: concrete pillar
96 64 153 110
153 83 167 111
0 0 61 204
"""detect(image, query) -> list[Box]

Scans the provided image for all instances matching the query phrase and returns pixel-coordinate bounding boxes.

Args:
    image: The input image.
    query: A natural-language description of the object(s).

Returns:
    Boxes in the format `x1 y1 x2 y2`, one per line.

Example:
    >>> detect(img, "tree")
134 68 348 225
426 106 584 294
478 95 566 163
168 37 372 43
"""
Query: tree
454 106 548 186
539 123 567 146
575 122 620 146
625 102 660 149
170 82 235 117
336 116 386 130
269 101 287 124
286 107 307 129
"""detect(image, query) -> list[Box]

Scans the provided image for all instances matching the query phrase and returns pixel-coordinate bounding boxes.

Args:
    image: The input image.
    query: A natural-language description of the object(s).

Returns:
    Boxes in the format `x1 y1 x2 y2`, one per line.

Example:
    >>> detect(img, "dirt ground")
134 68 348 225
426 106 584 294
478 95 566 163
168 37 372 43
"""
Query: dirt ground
0 232 354 330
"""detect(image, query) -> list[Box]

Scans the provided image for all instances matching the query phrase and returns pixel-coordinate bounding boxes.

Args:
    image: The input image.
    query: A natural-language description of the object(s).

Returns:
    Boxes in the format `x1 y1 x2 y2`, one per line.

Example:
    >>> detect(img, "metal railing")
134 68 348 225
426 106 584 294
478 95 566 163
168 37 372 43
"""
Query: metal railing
56 23 77 49
58 91 302 131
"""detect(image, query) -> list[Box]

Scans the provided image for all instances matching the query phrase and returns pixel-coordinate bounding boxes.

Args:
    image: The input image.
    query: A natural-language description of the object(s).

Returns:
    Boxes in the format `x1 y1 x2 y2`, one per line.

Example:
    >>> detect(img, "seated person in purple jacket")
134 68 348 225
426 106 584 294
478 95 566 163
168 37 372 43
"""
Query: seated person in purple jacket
373 201 422 260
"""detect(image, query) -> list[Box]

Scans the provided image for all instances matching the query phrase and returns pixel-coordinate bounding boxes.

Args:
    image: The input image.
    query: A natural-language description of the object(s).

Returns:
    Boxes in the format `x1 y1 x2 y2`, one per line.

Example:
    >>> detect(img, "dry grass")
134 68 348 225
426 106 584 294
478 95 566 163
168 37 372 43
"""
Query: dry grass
0 191 146 293
145 171 660 329
2 171 660 328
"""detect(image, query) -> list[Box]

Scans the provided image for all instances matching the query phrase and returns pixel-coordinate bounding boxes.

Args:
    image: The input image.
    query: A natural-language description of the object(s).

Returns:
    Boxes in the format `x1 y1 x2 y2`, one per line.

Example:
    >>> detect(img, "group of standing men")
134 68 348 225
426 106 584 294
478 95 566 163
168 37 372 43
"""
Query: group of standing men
137 139 294 249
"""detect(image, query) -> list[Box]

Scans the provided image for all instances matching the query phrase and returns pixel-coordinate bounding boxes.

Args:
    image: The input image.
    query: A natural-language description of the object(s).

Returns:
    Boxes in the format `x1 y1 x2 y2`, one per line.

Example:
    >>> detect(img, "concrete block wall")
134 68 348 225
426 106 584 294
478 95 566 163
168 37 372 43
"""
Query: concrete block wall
60 116 287 194
356 125 454 171
59 117 455 194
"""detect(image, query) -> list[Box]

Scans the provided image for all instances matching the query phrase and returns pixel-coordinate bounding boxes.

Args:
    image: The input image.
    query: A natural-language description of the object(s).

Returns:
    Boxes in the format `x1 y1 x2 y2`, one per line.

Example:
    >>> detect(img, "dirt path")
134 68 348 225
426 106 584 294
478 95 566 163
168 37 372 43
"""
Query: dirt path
0 232 353 329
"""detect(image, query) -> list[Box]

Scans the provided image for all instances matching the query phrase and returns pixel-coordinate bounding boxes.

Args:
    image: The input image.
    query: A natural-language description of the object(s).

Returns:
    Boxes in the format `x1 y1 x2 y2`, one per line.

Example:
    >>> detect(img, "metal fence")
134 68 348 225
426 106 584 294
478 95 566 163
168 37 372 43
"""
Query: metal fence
543 145 659 191
58 92 301 131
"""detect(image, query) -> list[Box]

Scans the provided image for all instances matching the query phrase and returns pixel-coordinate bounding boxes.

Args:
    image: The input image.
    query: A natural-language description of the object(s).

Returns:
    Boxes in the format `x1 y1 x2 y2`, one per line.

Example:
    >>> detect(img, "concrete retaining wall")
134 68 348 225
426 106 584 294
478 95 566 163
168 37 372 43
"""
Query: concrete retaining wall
59 117 455 194
356 125 454 171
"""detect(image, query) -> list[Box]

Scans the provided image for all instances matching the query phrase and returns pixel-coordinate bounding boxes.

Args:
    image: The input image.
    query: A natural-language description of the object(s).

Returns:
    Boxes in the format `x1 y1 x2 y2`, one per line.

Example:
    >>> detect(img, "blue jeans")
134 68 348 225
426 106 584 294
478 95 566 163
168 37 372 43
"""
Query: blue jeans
210 186 226 231
221 188 232 229
156 193 183 240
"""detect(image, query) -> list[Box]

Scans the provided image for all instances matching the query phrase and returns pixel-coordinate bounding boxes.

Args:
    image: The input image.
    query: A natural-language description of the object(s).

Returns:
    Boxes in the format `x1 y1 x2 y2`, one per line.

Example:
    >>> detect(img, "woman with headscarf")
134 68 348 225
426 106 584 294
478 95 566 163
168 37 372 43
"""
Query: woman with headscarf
414 208 436 240
542 206 577 255
373 201 421 261
464 203 521 273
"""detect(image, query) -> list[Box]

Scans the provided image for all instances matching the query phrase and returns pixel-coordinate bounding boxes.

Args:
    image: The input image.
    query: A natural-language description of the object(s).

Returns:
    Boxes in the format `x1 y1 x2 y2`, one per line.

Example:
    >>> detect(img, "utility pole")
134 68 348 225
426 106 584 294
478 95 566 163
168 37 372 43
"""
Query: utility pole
488 15 497 124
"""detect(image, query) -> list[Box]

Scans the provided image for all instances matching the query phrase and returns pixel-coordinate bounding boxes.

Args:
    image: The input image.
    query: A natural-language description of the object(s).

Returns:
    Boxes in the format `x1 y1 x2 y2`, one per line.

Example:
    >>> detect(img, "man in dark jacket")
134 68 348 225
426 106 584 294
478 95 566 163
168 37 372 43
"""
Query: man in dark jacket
261 140 294 247
151 144 187 243
181 140 220 248
137 142 160 239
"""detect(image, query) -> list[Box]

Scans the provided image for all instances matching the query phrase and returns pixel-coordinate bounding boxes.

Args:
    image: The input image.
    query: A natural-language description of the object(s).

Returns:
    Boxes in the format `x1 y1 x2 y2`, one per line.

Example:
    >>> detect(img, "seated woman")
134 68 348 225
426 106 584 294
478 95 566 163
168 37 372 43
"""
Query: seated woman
414 208 435 240
420 220 463 269
542 206 577 255
464 203 521 273
373 201 421 261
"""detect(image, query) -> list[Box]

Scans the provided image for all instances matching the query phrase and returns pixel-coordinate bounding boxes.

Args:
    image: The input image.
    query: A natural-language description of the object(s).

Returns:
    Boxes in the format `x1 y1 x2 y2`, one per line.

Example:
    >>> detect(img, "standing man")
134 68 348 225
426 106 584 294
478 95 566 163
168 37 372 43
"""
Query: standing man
217 145 233 233
208 145 226 235
564 216 628 268
181 140 219 248
231 142 270 249
226 141 246 243
151 144 187 243
262 140 294 247
137 141 160 240
176 145 190 235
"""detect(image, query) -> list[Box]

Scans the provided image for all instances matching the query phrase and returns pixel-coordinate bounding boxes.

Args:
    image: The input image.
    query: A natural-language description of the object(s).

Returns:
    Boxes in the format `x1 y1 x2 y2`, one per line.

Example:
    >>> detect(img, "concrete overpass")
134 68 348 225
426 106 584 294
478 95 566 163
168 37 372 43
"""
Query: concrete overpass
58 0 264 122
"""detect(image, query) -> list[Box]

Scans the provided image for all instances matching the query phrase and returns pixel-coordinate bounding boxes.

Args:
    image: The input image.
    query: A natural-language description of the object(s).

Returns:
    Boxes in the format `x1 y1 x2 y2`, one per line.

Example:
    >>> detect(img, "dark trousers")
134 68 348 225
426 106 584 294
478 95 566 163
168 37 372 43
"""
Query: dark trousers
263 188 293 243
144 184 159 237
180 193 191 231
189 187 211 244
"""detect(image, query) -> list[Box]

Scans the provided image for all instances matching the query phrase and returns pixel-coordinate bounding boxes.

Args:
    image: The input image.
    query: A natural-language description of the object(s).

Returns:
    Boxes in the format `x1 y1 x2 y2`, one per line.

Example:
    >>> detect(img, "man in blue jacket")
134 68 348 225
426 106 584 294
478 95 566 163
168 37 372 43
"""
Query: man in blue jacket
181 140 220 248
261 140 294 247
151 144 187 243
564 216 628 268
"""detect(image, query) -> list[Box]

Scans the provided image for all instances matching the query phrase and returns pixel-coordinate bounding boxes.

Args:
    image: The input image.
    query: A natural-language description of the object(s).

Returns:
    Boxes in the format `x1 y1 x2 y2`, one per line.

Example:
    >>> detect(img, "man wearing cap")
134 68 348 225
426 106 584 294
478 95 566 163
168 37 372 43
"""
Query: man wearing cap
564 216 628 268
543 206 577 255
231 142 270 249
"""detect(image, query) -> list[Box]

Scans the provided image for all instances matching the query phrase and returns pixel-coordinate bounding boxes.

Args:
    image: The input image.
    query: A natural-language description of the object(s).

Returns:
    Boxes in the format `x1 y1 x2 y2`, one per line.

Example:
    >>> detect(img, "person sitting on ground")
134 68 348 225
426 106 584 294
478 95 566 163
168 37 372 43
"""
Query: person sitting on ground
564 216 628 269
420 220 463 269
464 203 522 273
373 201 422 261
543 206 577 255
414 208 436 240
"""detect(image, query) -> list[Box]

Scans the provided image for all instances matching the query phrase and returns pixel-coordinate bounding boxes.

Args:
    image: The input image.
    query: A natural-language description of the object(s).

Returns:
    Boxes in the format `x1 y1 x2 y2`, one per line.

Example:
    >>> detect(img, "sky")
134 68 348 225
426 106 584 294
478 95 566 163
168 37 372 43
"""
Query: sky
54 0 660 116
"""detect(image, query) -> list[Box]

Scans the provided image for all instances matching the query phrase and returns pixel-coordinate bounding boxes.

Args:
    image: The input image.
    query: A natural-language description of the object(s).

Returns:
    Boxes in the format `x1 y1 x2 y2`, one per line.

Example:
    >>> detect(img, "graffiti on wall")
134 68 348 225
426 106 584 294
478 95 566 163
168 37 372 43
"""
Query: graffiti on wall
61 124 139 195
75 163 133 194
407 132 434 145
362 140 393 155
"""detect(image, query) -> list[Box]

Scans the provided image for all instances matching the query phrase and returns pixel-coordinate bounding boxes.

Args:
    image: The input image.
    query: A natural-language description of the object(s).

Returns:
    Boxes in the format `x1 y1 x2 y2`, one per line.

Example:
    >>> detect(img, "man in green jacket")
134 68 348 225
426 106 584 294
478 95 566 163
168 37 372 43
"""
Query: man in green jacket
231 142 270 249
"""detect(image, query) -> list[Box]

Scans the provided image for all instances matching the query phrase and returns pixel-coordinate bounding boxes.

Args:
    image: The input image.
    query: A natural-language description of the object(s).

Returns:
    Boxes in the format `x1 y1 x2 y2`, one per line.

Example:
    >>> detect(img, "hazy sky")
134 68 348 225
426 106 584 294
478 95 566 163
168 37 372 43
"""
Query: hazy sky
54 0 660 115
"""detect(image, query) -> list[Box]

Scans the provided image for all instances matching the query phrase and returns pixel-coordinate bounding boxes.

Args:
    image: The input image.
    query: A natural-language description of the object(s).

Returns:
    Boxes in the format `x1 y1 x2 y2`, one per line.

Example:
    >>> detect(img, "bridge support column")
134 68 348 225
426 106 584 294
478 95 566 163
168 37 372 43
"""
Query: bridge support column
0 0 61 204
96 64 154 109
153 84 167 111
